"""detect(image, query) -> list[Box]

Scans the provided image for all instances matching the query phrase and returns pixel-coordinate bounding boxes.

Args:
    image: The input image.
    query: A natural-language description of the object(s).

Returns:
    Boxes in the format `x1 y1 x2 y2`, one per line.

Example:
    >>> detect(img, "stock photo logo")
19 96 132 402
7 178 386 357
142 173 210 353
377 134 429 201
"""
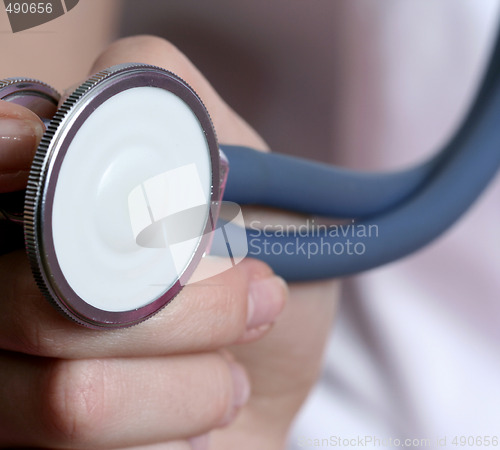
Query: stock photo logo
3 0 79 32
128 164 248 287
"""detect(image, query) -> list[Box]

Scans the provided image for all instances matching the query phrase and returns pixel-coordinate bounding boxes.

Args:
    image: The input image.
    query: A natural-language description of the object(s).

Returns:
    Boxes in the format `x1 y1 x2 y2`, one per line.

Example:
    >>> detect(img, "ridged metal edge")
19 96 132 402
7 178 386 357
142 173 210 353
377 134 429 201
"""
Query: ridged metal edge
23 67 122 326
22 63 219 329
0 77 60 100
0 77 55 89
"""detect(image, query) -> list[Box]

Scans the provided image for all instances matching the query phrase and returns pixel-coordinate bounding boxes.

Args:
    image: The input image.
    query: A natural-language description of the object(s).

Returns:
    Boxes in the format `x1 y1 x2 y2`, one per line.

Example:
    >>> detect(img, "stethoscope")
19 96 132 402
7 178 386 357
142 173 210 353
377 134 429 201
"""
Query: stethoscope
1 32 499 328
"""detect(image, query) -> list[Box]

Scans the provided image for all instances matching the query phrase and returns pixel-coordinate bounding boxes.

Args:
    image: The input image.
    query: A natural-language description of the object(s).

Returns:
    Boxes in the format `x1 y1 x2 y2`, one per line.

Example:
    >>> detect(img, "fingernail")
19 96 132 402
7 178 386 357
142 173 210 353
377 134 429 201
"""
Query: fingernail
0 118 44 172
247 276 288 330
219 361 250 426
189 433 210 450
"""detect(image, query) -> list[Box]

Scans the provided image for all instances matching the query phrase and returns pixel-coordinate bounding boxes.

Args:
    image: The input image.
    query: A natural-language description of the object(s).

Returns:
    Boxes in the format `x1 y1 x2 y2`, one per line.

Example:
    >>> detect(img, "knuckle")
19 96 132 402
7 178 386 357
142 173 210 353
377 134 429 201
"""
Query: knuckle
99 34 191 72
133 35 183 58
190 282 247 346
209 288 245 343
95 35 210 104
5 267 68 357
9 298 69 357
188 259 274 346
115 34 182 58
13 316 55 357
42 359 106 445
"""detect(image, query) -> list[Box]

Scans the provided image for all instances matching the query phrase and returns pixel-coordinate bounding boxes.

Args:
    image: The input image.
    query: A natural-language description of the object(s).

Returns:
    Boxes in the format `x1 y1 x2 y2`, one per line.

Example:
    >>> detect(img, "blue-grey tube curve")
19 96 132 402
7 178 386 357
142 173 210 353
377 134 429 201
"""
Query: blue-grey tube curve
220 30 500 281
221 145 441 219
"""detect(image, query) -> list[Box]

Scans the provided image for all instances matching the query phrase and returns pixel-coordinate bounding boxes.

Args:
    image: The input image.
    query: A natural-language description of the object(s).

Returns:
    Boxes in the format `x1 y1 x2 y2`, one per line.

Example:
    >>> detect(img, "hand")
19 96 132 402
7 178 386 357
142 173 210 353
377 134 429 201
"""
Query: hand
0 37 286 450
0 253 286 449
0 36 338 449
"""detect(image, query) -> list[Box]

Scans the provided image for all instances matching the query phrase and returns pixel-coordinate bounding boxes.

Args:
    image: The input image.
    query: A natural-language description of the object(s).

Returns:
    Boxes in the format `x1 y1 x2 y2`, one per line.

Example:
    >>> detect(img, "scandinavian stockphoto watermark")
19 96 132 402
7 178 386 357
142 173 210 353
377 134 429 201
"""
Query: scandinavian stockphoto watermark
248 219 379 259
127 163 378 285
3 0 79 33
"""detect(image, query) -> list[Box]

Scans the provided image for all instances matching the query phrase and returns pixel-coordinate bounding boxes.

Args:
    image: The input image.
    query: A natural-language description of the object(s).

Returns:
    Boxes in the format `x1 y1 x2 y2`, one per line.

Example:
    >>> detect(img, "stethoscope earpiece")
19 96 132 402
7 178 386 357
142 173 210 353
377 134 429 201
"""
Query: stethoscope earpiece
0 77 60 124
1 64 223 329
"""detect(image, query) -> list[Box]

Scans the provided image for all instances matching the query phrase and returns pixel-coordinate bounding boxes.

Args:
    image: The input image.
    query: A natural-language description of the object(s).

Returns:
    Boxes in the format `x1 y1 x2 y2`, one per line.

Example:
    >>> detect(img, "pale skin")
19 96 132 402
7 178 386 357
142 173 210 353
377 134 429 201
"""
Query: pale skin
0 7 339 449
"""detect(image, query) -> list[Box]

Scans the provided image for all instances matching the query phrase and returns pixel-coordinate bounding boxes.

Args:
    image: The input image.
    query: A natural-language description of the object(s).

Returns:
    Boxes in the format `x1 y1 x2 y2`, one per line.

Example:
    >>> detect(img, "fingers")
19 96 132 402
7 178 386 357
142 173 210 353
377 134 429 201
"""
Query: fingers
0 351 249 449
0 251 287 359
0 100 45 192
0 35 267 194
88 35 269 151
0 36 289 358
1 34 268 194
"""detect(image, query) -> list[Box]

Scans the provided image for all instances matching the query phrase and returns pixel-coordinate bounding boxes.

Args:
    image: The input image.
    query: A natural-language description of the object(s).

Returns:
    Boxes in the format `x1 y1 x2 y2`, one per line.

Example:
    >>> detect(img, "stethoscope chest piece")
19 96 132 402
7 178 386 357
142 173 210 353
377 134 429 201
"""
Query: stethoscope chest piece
2 64 222 328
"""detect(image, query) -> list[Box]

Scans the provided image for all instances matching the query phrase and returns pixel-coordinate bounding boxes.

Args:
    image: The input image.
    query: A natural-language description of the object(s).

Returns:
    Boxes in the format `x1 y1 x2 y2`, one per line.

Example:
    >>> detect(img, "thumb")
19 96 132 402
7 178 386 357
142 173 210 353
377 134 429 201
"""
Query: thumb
0 100 45 192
